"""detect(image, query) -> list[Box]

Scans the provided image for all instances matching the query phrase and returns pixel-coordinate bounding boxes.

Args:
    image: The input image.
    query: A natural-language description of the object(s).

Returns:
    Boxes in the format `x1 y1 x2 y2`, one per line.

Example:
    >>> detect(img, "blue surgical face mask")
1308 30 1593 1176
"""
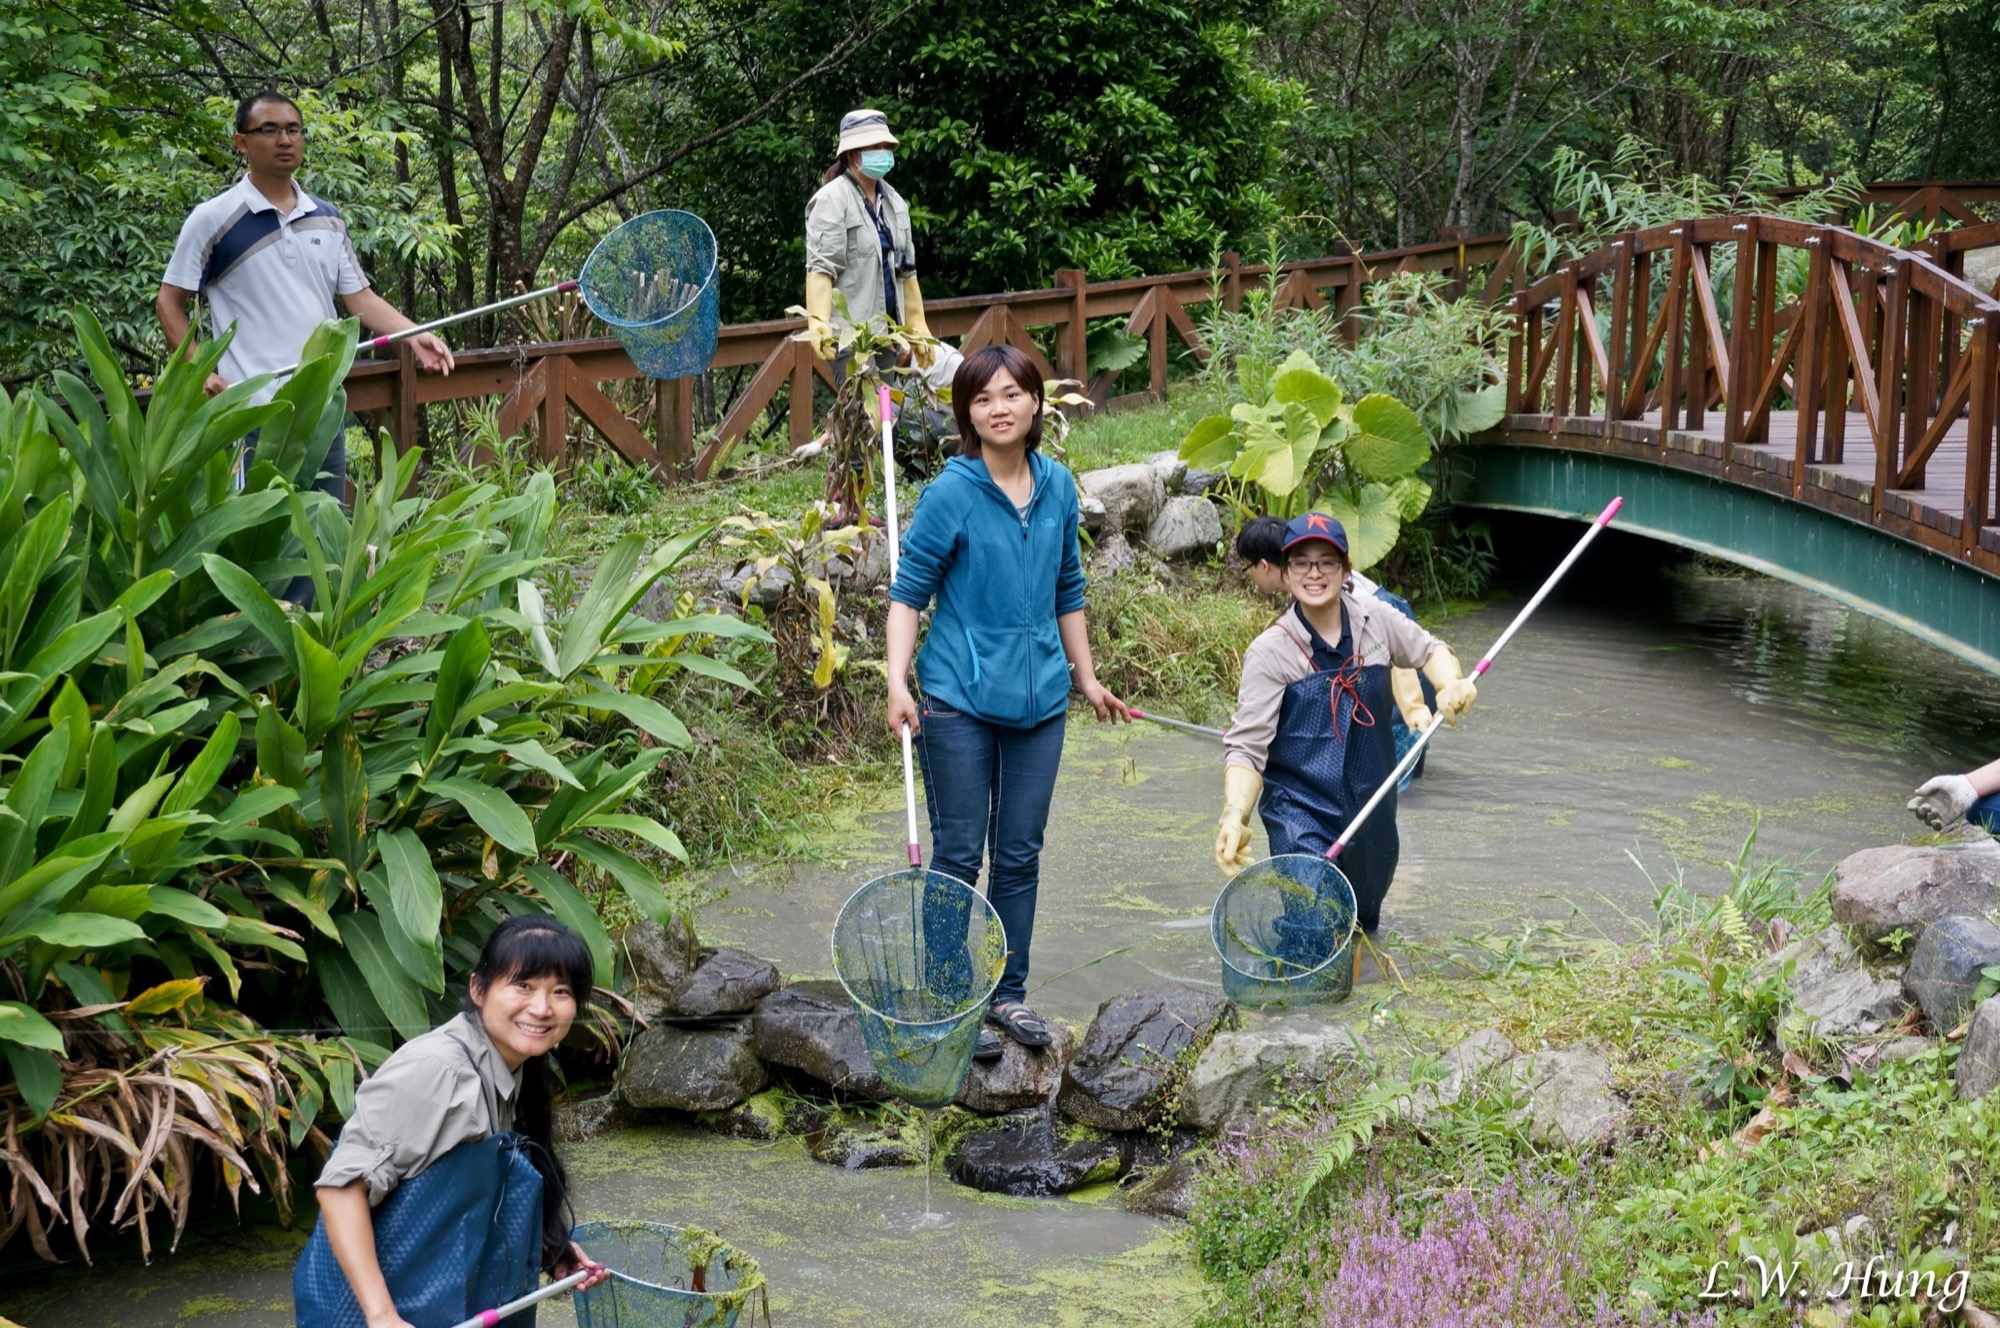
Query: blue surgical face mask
858 149 895 180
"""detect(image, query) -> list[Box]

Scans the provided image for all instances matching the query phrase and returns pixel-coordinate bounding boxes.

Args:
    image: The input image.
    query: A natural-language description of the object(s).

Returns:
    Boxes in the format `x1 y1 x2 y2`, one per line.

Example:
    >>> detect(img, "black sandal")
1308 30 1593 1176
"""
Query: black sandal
987 1001 1053 1048
973 1028 1004 1063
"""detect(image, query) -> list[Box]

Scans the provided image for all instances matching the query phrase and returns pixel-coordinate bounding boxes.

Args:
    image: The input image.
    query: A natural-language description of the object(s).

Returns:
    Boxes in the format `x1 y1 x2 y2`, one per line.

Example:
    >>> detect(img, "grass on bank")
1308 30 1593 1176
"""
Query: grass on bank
1185 833 2000 1326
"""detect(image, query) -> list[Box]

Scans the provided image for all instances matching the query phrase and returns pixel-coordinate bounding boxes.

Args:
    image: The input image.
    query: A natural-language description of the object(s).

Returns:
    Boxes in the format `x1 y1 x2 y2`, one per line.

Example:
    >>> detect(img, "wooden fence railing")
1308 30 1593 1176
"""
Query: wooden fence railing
341 233 1526 482
1508 214 2000 571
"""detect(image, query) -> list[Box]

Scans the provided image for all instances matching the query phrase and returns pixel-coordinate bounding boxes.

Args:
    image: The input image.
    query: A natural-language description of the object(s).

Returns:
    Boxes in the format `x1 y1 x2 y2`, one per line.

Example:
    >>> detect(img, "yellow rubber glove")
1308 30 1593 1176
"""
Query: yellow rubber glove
900 274 934 368
1390 667 1430 731
804 272 835 360
1421 647 1478 727
1215 764 1263 874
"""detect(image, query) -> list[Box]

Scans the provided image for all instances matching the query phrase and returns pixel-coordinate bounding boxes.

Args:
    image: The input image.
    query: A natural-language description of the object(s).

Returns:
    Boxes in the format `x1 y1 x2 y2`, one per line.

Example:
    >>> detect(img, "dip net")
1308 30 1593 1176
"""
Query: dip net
1211 854 1358 1009
831 868 1007 1109
569 1220 764 1328
577 210 720 380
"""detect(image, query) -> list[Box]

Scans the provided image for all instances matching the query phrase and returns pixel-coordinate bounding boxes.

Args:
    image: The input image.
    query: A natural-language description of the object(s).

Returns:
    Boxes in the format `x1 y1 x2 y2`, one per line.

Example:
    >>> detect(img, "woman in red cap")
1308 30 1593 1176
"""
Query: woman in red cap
1213 514 1477 931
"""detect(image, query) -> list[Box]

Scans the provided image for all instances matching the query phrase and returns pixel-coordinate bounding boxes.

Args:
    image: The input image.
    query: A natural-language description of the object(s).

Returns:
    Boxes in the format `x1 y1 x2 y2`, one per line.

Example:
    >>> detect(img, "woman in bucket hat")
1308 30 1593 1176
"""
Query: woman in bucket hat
804 109 939 360
1214 514 1478 932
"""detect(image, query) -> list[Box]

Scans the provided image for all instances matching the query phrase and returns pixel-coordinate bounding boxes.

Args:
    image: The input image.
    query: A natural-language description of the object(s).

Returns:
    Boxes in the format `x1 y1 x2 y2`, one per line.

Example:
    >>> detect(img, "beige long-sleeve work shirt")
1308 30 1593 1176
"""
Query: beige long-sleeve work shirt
805 174 917 326
315 1012 521 1207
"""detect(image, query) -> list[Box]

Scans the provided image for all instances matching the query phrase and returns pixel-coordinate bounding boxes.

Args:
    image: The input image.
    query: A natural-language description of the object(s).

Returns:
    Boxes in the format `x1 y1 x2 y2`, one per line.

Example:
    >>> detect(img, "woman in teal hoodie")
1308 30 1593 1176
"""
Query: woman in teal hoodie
886 344 1128 1056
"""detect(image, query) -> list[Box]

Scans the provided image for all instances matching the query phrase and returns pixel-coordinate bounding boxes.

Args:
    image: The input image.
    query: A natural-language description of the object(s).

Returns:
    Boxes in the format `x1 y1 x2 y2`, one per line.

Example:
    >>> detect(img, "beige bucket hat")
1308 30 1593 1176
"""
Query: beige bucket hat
835 108 899 156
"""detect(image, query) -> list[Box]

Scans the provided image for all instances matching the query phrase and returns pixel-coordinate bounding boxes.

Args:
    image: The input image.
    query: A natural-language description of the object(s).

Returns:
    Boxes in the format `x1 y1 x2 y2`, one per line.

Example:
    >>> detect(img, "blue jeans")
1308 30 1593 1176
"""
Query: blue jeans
915 699 1066 1007
1973 792 2000 835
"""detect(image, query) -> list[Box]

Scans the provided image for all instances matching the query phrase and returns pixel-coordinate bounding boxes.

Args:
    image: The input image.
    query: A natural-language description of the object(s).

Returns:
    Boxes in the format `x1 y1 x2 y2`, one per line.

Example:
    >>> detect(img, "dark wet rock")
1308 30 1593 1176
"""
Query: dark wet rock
1145 449 1188 493
620 1020 768 1112
1831 841 2000 945
946 1106 1125 1197
671 947 783 1018
750 981 891 1100
1145 496 1223 562
1078 464 1165 534
1180 467 1224 496
1958 996 2000 1100
697 1089 793 1141
807 1114 921 1170
554 1092 641 1144
1752 924 1906 1047
621 917 698 1023
1123 1151 1206 1220
715 561 792 609
1058 984 1233 1132
959 1019 1074 1114
1179 1016 1357 1129
1503 1046 1621 1147
1904 914 2000 1032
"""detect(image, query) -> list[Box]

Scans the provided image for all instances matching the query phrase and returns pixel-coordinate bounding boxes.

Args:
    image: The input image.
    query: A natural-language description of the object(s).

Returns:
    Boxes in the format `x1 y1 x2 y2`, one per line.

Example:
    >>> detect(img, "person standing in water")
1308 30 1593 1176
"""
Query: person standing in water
886 344 1129 1060
1215 515 1476 932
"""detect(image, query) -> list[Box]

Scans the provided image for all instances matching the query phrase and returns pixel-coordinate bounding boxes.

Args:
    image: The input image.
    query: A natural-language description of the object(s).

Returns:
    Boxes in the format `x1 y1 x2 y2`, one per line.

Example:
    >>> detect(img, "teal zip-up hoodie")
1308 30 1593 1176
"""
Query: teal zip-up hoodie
889 452 1087 727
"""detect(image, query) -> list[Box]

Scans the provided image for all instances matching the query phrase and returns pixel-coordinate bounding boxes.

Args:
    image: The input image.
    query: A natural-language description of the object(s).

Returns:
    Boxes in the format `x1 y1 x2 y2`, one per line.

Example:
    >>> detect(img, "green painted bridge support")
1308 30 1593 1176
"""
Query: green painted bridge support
1455 443 2000 676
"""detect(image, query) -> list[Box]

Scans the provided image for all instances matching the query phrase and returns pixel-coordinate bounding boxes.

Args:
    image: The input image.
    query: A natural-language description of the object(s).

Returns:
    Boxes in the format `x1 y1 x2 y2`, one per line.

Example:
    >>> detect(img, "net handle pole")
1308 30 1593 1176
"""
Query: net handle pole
1327 496 1623 862
1128 708 1227 739
880 384 923 868
263 280 581 386
447 1268 591 1328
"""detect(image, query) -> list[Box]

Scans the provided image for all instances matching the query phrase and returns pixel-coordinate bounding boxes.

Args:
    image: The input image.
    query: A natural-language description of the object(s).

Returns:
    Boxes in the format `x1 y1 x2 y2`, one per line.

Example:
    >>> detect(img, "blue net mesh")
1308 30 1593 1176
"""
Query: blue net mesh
831 868 1007 1109
577 210 720 380
569 1221 762 1328
1211 854 1358 1009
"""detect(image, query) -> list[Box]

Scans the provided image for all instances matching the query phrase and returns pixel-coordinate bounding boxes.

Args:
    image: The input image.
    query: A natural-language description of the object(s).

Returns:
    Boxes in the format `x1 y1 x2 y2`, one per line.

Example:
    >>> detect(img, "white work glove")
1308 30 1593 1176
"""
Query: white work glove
1908 774 1977 831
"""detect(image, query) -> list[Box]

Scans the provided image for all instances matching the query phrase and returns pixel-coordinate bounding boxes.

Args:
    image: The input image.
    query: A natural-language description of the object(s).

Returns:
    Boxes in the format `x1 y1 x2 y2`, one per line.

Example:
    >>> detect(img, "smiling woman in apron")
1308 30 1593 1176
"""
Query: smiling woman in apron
1214 515 1478 932
294 916 610 1327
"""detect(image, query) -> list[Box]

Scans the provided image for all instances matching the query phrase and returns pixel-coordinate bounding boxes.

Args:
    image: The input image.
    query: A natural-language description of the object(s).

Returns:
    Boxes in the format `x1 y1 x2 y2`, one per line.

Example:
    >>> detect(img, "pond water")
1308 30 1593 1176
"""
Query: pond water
7 518 1996 1326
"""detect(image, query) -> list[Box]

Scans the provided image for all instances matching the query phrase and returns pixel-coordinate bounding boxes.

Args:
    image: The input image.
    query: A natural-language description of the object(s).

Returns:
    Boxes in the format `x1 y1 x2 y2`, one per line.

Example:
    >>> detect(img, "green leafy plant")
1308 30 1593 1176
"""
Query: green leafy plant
1179 348 1430 568
720 503 866 694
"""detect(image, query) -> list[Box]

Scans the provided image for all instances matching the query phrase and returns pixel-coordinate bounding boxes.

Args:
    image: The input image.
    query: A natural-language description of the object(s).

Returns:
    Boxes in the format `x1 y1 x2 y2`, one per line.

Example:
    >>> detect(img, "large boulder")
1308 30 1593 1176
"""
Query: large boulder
1123 1151 1205 1220
1079 495 1108 537
1904 914 2000 1032
1145 449 1188 494
671 947 783 1018
1090 530 1138 577
959 1019 1074 1114
807 1113 922 1170
1145 496 1224 562
1058 984 1233 1132
1752 924 1906 1046
1502 1046 1621 1147
1830 841 2000 944
621 917 697 1023
1078 465 1165 535
1178 1017 1357 1130
1407 1027 1518 1118
620 1021 768 1112
947 1106 1125 1197
750 981 891 1100
1958 996 2000 1100
554 1092 641 1143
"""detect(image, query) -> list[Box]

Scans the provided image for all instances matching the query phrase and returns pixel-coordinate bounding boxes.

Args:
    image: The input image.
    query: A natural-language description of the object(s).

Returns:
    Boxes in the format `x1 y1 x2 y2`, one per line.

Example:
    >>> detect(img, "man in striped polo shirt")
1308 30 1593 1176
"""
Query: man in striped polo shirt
156 89 454 503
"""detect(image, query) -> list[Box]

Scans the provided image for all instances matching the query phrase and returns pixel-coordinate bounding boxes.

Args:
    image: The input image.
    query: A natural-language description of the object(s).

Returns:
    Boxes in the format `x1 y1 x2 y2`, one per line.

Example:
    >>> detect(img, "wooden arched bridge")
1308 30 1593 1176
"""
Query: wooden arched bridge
335 180 2000 671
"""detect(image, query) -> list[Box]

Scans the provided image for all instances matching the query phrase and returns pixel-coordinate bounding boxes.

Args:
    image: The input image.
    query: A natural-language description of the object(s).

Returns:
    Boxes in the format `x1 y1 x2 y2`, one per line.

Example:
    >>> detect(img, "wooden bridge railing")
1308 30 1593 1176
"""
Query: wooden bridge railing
341 233 1525 482
1508 213 2000 576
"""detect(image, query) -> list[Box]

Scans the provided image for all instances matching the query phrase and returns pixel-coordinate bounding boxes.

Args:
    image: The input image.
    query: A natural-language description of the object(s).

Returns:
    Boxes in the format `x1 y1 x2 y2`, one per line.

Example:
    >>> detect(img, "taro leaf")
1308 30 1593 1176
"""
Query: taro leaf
123 977 209 1016
423 776 538 857
376 829 444 953
1270 351 1343 428
1179 415 1238 470
0 999 64 1052
1451 381 1507 436
1316 484 1403 573
1 912 146 950
1345 395 1431 482
523 864 613 987
1087 324 1147 377
2 1043 60 1119
1390 476 1434 521
336 912 432 1040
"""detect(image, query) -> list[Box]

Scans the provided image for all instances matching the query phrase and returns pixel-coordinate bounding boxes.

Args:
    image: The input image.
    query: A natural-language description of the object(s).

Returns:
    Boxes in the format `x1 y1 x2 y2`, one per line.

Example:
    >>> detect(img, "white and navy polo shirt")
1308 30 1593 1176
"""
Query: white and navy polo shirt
162 175 370 403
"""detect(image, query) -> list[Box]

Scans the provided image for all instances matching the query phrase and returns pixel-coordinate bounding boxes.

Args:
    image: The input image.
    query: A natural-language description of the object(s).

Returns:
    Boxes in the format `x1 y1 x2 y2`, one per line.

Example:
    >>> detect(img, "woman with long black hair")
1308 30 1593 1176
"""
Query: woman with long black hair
296 915 610 1327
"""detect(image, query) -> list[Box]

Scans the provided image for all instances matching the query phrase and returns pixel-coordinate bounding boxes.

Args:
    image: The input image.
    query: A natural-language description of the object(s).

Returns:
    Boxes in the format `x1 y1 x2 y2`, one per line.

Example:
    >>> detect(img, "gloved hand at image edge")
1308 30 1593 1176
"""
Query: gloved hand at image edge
1215 764 1263 874
804 272 835 360
1908 774 1977 830
1421 647 1478 727
1390 667 1431 731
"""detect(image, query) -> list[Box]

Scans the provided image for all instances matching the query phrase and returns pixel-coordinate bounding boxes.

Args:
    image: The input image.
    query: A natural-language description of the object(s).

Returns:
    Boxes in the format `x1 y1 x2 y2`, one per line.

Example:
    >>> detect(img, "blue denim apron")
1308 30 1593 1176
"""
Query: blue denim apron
1258 605 1400 929
294 1037 543 1328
